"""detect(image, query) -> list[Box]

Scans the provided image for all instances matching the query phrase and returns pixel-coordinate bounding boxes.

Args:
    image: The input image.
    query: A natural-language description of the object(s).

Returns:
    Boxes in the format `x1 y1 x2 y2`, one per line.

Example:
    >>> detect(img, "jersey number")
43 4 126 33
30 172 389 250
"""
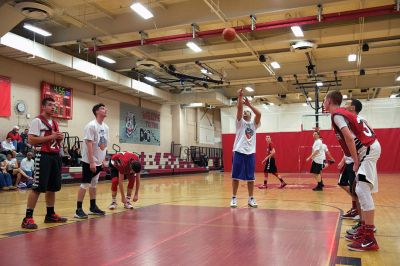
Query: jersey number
357 117 373 137
50 140 58 150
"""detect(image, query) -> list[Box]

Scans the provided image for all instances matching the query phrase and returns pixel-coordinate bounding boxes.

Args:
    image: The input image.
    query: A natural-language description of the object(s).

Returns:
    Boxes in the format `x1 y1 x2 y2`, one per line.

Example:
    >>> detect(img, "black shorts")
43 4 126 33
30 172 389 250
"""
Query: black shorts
264 157 278 173
310 161 323 174
32 152 62 193
109 160 119 178
338 163 355 188
82 161 103 183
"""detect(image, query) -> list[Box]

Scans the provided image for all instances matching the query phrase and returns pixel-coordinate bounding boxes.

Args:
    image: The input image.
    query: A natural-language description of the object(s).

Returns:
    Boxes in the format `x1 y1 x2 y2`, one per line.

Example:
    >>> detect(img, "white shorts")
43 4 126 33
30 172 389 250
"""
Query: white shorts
357 140 381 193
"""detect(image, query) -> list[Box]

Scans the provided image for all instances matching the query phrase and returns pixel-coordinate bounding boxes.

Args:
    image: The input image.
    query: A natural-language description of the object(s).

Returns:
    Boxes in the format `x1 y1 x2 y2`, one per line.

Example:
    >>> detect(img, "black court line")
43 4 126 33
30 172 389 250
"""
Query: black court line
335 256 362 266
2 231 29 237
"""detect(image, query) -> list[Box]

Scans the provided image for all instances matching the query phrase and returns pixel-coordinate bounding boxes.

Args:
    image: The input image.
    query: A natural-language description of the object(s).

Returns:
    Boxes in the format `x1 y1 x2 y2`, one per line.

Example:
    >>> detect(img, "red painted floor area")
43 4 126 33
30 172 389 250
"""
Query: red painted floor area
0 205 339 266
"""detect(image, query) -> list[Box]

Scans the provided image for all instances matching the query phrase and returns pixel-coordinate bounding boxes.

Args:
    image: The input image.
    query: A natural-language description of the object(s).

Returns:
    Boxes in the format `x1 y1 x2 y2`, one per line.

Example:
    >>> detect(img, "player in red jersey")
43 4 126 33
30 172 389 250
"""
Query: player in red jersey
259 136 287 189
21 97 67 229
108 152 142 210
324 91 381 252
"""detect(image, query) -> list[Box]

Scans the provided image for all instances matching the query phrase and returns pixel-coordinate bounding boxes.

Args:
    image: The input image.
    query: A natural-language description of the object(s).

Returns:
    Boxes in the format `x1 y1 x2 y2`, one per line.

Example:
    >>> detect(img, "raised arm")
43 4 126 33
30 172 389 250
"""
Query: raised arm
244 97 261 126
236 89 244 121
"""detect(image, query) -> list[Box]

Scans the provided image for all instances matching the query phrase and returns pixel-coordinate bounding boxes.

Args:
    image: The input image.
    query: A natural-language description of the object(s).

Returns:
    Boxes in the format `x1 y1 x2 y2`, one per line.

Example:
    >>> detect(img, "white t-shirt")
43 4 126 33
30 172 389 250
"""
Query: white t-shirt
232 118 260 154
81 120 109 166
344 155 354 164
6 158 17 171
333 115 356 138
1 141 15 151
322 144 328 160
312 139 324 164
29 117 53 137
20 158 34 172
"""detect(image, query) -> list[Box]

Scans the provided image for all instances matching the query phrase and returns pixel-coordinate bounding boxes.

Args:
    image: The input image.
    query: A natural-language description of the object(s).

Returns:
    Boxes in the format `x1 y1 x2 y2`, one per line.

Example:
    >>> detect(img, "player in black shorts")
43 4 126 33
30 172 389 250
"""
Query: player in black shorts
260 136 287 189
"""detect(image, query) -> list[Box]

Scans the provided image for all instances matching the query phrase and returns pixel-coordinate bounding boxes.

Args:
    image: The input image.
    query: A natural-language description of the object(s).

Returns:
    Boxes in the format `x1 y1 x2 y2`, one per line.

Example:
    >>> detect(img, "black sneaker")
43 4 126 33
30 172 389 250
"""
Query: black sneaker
312 185 323 191
88 205 105 216
74 208 88 219
44 213 68 223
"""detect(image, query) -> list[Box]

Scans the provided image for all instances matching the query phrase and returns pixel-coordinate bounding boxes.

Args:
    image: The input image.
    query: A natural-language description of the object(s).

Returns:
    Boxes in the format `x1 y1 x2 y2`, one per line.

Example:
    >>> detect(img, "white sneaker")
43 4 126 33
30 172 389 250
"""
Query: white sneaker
248 197 258 208
230 197 237 208
18 182 27 189
108 202 117 210
124 202 134 209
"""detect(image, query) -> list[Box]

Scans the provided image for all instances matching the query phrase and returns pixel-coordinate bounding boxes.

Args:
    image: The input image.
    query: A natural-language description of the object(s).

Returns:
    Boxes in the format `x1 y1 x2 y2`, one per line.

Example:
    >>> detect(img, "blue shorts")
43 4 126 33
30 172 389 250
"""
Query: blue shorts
232 152 255 181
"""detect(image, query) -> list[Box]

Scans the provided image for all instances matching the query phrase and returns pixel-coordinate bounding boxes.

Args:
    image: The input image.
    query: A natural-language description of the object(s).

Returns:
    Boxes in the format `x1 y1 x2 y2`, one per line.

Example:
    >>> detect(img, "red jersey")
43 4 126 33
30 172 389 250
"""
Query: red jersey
111 152 139 174
266 142 275 157
36 115 61 153
331 108 376 156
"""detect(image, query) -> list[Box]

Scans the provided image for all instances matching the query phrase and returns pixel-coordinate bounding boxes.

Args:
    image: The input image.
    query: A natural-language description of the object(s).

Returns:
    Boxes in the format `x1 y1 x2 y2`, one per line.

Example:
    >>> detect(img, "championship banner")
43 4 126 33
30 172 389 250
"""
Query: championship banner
0 76 11 117
119 102 160 146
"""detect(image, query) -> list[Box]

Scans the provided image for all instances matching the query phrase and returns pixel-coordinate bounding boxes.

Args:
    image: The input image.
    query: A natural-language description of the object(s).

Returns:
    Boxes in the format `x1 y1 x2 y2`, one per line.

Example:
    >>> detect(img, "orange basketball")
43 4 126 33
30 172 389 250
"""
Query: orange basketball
222 27 236 41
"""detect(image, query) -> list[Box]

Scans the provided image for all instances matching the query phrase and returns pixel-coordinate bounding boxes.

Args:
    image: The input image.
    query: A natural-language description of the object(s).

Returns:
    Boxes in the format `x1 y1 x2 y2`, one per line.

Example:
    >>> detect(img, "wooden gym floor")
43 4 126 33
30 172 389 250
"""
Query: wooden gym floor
0 172 398 266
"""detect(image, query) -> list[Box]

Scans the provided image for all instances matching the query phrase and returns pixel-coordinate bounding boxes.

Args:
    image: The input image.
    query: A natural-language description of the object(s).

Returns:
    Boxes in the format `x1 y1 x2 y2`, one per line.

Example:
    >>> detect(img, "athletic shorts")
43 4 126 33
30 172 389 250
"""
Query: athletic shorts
310 161 323 174
232 151 255 181
264 157 278 173
338 163 355 189
82 161 103 183
357 140 381 193
32 152 62 193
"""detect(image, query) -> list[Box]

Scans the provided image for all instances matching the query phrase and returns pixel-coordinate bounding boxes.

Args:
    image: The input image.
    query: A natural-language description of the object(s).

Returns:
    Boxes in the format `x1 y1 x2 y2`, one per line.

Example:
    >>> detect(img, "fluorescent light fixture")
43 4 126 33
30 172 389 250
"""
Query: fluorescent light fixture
189 103 204 107
390 94 399 99
97 55 116 64
270 61 281 69
291 41 315 50
23 23 52 37
245 86 254 92
144 76 158 83
316 81 323 87
302 103 308 107
269 102 275 106
186 41 202 52
348 54 357 62
343 94 348 99
201 68 211 75
396 74 400 82
307 97 312 101
291 26 304 37
130 3 154 19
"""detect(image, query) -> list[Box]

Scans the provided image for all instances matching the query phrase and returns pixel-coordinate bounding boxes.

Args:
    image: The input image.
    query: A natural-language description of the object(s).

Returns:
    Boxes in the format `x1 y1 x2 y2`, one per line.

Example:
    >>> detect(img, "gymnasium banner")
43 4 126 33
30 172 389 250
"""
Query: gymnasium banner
0 75 11 117
119 102 160 146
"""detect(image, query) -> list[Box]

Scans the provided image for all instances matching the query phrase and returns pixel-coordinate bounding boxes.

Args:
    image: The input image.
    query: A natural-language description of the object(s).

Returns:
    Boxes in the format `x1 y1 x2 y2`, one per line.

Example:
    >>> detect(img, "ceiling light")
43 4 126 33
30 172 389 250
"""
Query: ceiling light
302 103 308 107
343 94 348 99
201 68 211 75
316 81 323 87
97 55 116 64
348 54 357 62
291 41 316 50
290 26 304 37
307 97 312 101
245 86 254 92
269 102 275 106
186 42 202 53
130 3 154 19
144 76 158 83
23 23 52 37
395 74 400 82
189 103 204 107
270 61 281 69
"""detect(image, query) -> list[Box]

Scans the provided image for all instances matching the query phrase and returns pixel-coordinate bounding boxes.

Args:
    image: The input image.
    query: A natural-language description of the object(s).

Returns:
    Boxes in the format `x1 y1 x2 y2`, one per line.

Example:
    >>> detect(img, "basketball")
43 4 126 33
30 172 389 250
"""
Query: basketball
222 27 236 41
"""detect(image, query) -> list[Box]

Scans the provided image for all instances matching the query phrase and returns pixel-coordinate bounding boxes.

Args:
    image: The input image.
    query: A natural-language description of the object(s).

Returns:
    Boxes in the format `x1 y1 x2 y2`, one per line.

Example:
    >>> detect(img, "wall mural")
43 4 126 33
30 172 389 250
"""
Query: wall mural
119 102 160 146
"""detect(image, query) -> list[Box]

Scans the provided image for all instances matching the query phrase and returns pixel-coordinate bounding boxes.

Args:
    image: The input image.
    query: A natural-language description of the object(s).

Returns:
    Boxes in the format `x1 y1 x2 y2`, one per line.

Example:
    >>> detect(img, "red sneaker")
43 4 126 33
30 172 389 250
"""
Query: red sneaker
348 235 379 251
341 208 360 220
44 214 68 223
345 224 365 242
21 217 38 229
258 184 268 189
279 182 287 189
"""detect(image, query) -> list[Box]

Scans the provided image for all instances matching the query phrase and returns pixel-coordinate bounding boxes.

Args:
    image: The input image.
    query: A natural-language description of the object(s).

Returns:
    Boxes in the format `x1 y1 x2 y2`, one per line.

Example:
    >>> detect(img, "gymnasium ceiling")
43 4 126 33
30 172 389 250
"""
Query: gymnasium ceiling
2 0 400 106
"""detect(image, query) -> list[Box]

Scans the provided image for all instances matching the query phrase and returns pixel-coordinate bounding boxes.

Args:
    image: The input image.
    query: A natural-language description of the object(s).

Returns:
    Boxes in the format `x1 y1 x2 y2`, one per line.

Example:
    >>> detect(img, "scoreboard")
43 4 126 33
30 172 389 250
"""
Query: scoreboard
40 81 73 120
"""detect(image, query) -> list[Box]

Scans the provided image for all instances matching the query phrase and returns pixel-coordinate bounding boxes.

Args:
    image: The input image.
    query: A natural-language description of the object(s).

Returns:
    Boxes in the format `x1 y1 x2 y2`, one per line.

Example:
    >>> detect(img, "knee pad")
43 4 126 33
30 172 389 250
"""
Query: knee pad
127 175 135 189
355 181 375 211
80 183 90 189
111 177 119 192
90 174 100 188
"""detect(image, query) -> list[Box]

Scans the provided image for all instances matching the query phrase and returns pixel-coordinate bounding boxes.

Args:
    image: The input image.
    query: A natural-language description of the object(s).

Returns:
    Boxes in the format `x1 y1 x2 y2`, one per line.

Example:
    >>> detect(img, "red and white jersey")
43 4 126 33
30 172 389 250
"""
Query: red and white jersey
29 115 61 154
111 152 139 174
331 108 376 157
266 142 275 157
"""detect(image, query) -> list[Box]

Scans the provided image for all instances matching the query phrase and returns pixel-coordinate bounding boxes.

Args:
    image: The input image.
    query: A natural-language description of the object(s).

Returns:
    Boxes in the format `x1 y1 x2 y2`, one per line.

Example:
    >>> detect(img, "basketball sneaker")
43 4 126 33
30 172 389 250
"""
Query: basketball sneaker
21 217 38 229
312 185 323 191
279 182 287 189
108 202 118 210
248 197 258 208
258 184 267 189
342 208 359 220
347 225 379 251
124 202 134 209
230 197 237 208
44 213 68 223
347 222 376 235
74 208 88 219
89 205 106 216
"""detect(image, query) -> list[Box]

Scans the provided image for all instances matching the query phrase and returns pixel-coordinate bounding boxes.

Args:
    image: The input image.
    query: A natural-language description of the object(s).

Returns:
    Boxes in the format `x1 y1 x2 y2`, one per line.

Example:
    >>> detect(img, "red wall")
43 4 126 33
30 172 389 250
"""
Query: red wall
222 128 400 173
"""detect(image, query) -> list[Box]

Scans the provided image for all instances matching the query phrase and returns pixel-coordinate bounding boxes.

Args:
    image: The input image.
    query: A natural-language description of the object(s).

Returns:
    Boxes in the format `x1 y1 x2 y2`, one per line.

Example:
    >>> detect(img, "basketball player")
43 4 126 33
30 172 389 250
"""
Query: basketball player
75 103 109 219
259 135 287 189
108 151 142 210
324 91 380 251
21 97 67 229
306 131 325 191
230 88 261 208
320 138 335 168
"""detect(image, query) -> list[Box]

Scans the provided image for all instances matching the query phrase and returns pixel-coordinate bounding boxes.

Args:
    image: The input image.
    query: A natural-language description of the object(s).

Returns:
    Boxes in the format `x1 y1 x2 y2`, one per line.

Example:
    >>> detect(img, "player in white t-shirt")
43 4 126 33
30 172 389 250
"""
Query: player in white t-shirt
75 103 109 219
306 131 325 191
230 88 261 208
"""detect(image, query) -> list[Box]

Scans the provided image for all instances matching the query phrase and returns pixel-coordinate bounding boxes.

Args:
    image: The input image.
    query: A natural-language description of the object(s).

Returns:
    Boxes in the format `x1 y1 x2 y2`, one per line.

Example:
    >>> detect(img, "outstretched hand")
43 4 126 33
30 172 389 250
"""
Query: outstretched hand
237 88 243 97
